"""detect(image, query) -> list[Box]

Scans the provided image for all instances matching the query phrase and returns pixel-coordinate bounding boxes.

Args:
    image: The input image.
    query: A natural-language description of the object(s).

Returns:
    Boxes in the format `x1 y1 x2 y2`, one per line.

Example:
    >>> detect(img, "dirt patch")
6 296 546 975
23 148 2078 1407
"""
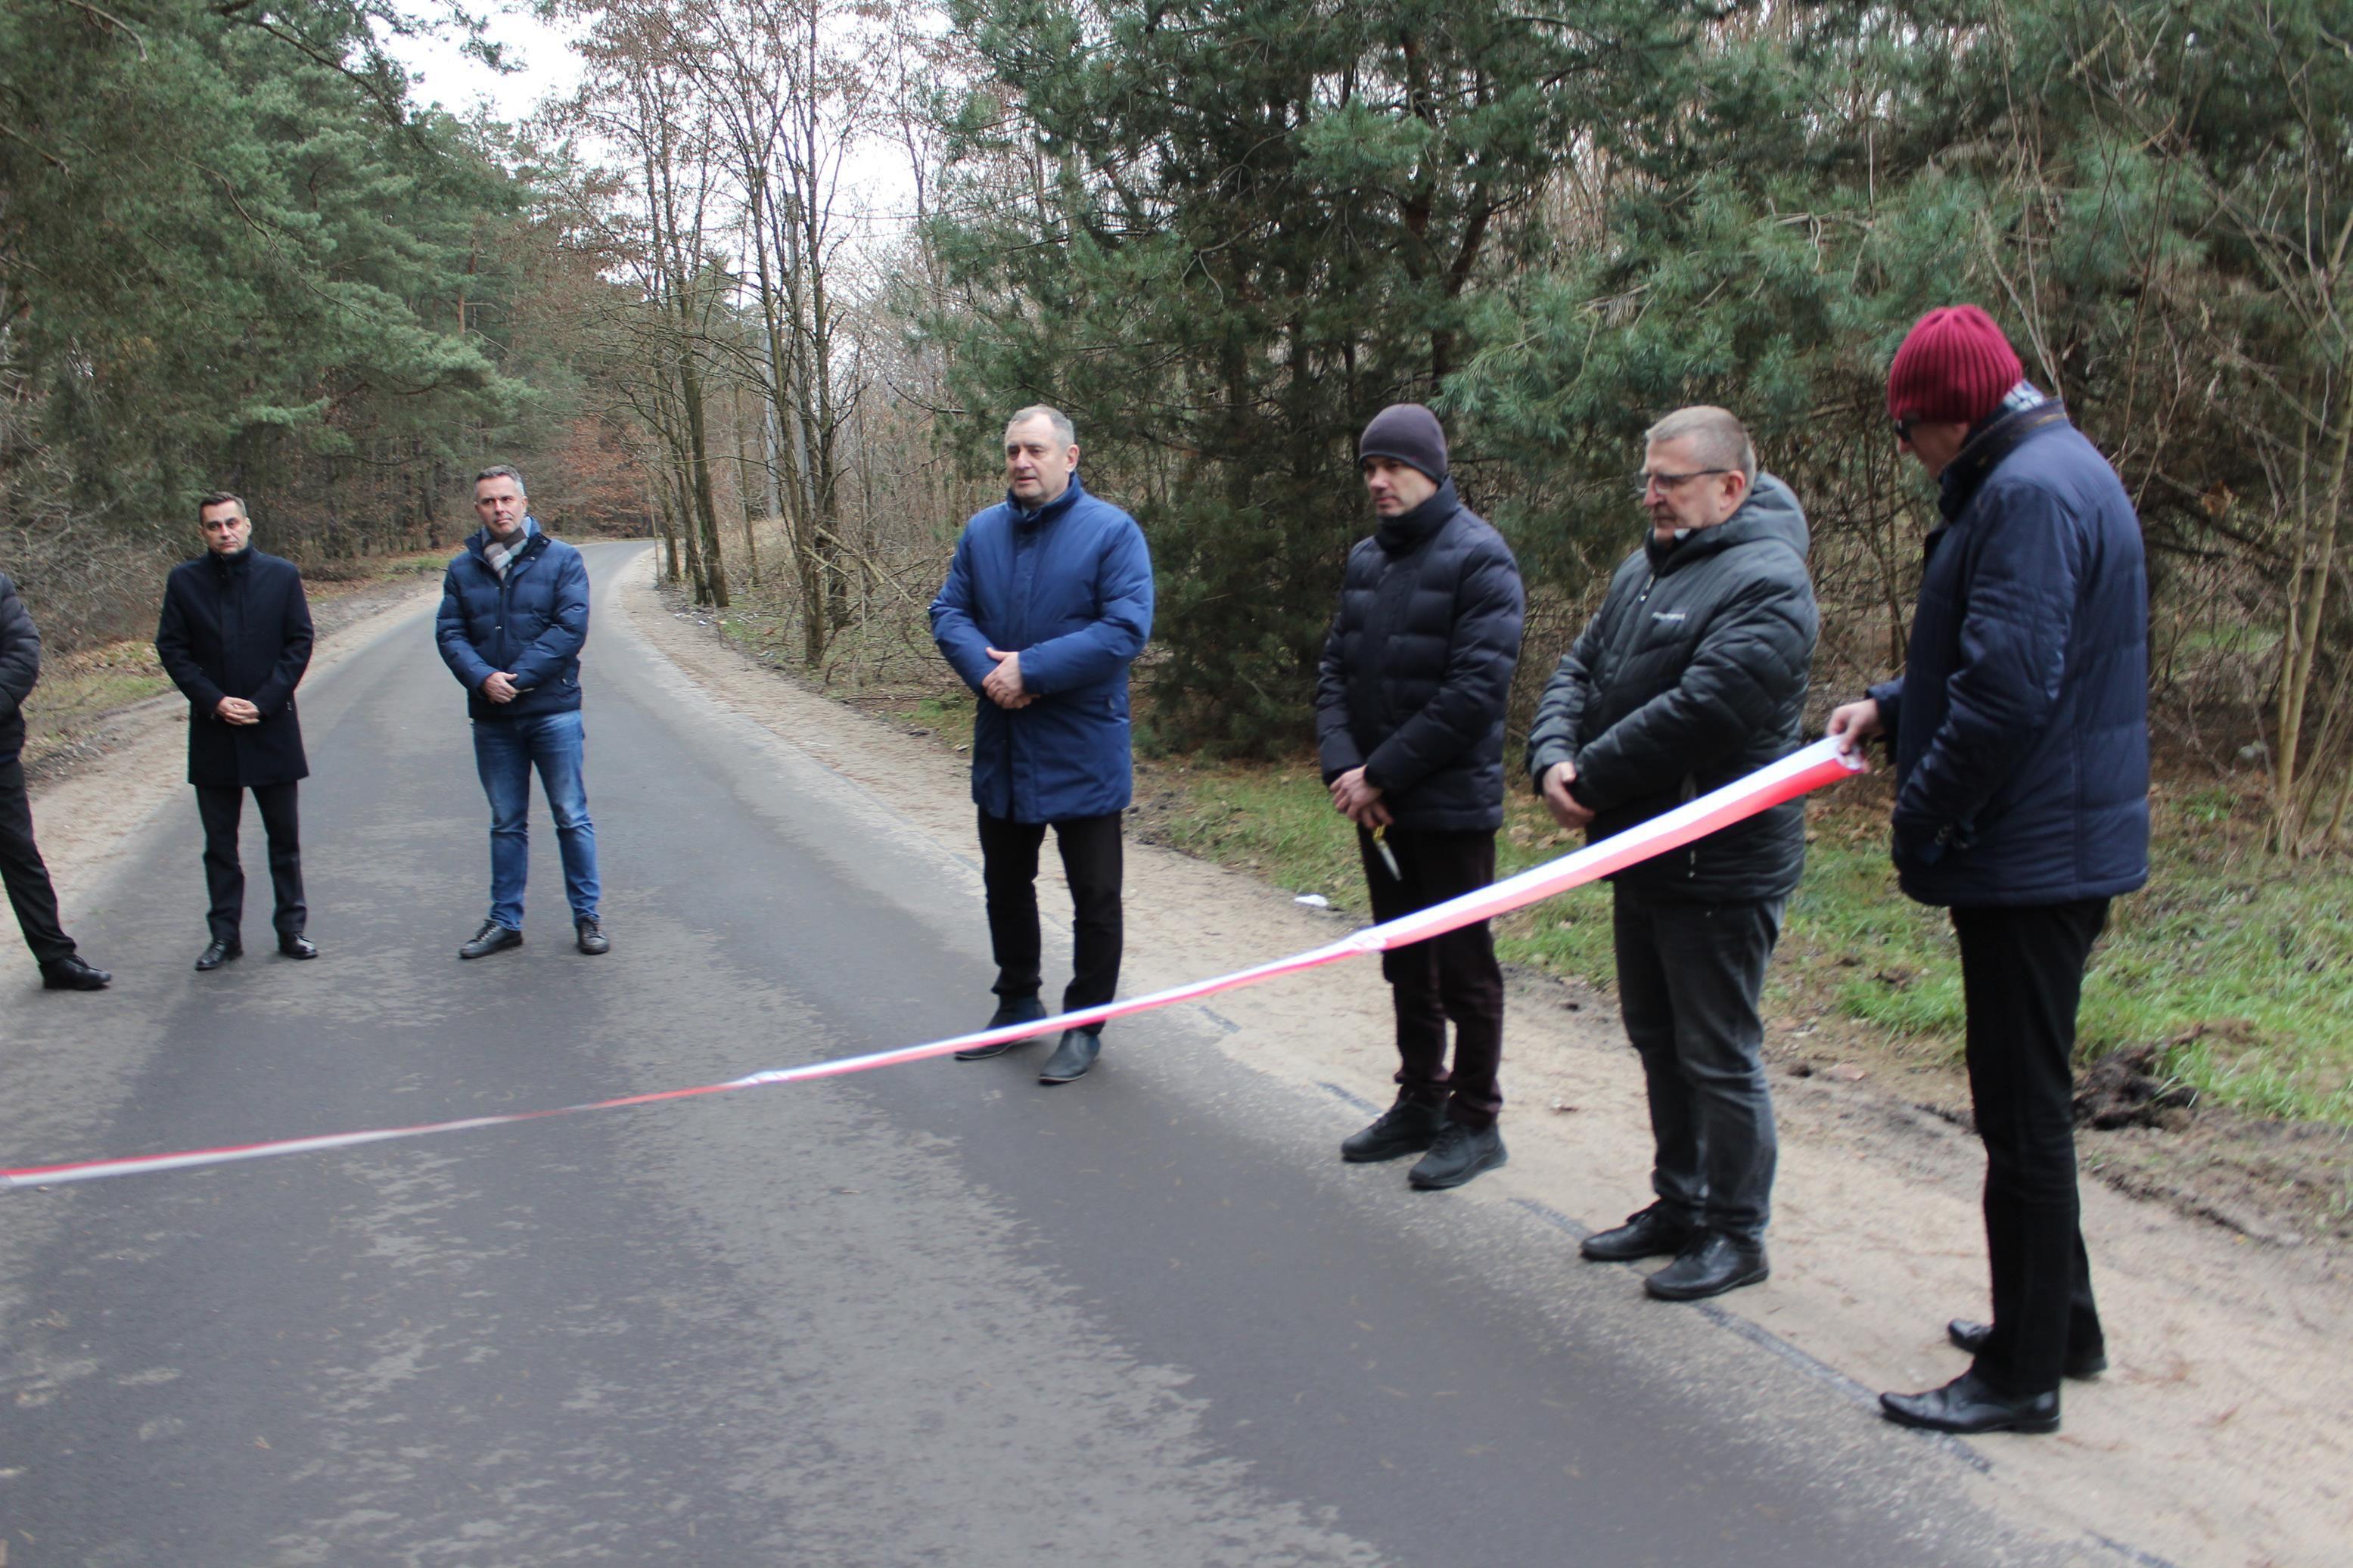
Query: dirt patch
628 561 2351 1568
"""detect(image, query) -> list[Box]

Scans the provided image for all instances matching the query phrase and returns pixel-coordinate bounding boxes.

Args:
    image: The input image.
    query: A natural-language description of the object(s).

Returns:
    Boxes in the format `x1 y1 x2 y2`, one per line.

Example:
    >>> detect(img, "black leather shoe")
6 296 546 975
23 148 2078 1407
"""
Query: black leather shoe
1881 1370 2060 1435
458 920 523 960
956 996 1048 1060
39 955 110 991
575 918 610 956
1947 1318 2107 1380
194 938 243 972
278 936 319 960
1409 1122 1507 1190
1341 1097 1446 1163
1644 1232 1770 1300
1581 1202 1695 1262
1038 1029 1101 1084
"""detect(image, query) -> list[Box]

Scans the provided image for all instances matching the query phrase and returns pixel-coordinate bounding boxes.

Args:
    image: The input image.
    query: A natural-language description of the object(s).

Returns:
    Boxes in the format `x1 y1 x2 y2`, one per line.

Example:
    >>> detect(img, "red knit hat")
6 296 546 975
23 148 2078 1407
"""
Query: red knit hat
1886 306 2025 425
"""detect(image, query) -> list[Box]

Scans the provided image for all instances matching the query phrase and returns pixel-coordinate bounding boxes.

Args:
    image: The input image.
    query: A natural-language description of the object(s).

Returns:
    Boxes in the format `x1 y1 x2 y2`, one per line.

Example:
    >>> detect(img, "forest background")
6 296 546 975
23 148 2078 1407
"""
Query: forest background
4 0 2349 1178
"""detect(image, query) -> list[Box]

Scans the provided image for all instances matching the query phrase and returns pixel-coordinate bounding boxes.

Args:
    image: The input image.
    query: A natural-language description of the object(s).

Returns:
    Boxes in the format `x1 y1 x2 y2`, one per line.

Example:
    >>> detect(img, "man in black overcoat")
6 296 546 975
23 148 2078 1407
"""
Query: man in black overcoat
0 570 110 989
1315 404 1526 1191
155 492 319 970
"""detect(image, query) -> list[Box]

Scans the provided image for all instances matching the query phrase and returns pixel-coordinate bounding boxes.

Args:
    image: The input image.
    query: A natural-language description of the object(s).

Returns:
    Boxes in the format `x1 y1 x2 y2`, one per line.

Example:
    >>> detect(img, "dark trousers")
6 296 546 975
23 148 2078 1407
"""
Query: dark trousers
196 781 305 944
1612 888 1784 1241
978 809 1123 1023
1950 899 2109 1396
1359 827 1505 1129
0 755 76 965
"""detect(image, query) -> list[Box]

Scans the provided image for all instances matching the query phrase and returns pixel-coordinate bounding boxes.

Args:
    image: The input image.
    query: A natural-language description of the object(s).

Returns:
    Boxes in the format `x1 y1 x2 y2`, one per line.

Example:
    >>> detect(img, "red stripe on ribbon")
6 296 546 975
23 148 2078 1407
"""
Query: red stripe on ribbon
2 741 1860 1191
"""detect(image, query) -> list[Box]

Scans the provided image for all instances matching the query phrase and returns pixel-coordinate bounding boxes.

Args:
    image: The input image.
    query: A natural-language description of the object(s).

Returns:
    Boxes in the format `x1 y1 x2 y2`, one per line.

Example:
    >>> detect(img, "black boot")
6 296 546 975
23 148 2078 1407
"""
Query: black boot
1947 1318 2107 1380
39 955 110 991
1037 1028 1101 1084
194 936 243 972
1581 1201 1694 1262
1408 1122 1507 1190
1643 1233 1769 1300
956 995 1048 1060
1341 1096 1446 1163
1881 1370 2060 1435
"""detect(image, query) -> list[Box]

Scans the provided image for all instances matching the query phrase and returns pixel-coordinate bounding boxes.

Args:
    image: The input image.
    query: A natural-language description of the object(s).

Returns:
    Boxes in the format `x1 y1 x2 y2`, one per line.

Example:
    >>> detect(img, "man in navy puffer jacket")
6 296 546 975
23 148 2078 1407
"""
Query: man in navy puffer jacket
931 406 1154 1086
1829 306 2149 1438
1316 404 1525 1191
437 464 607 960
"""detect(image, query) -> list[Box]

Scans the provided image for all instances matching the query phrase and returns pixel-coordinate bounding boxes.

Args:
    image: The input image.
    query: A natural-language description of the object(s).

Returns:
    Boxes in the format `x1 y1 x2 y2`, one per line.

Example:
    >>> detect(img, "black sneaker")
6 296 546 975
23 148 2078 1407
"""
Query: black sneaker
458 920 523 960
1408 1121 1507 1189
1340 1096 1447 1163
1580 1201 1694 1262
575 918 610 956
956 995 1048 1060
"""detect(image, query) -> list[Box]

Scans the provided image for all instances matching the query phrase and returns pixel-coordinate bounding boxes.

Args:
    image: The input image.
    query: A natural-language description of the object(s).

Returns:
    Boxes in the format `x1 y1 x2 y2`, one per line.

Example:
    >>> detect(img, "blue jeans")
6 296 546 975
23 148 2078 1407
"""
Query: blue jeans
472 709 599 929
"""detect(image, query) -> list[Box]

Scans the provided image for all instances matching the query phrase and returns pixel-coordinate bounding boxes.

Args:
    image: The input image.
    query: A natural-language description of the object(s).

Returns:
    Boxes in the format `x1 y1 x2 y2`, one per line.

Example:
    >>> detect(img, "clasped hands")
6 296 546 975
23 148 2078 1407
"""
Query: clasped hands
1329 766 1391 828
213 696 262 727
1539 759 1593 830
982 647 1032 709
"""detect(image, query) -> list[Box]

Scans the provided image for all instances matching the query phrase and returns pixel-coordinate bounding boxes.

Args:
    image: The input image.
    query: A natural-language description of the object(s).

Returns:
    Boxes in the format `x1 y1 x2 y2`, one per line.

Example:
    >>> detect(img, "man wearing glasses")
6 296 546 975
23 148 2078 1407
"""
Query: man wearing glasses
1527 406 1817 1302
1829 306 2147 1436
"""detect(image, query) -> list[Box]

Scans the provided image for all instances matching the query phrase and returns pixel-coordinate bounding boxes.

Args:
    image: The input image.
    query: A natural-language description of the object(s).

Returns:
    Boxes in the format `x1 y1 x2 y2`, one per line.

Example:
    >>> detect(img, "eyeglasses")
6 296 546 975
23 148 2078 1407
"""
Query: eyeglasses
1891 415 1915 442
1633 467 1731 498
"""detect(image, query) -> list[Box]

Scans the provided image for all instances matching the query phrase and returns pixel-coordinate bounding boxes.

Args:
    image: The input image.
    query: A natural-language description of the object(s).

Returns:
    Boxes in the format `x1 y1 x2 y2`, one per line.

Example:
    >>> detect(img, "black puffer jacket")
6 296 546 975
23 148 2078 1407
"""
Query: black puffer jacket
1315 479 1527 832
1525 474 1819 900
0 571 40 765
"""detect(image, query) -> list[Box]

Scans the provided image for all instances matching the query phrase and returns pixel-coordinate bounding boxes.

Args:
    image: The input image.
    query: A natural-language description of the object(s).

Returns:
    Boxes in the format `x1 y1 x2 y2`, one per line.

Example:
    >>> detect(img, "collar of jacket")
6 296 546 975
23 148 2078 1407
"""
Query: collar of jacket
207 545 254 579
1007 474 1088 527
1938 400 2072 522
1375 476 1460 554
1642 485 1783 574
468 515 543 560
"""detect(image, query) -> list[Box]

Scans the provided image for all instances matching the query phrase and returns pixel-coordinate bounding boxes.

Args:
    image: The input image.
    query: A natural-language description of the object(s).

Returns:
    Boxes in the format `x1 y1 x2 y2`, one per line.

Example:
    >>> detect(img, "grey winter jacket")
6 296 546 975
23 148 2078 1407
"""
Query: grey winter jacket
1525 474 1819 901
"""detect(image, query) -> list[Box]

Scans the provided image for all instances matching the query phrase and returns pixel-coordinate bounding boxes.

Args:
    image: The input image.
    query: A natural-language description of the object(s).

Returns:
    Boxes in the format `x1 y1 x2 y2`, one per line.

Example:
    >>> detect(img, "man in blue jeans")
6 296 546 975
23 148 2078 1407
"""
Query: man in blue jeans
437 464 608 959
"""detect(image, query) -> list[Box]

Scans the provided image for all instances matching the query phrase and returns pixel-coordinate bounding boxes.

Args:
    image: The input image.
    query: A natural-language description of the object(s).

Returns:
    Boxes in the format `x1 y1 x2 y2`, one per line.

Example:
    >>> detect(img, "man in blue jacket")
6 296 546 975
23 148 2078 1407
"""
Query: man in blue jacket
931 406 1154 1085
437 465 608 959
1829 306 2149 1436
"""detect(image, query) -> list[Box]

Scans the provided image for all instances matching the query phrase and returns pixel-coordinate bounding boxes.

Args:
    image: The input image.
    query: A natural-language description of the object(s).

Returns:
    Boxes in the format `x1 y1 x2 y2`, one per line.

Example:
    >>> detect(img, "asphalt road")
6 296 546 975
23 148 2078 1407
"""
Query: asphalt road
0 542 2083 1566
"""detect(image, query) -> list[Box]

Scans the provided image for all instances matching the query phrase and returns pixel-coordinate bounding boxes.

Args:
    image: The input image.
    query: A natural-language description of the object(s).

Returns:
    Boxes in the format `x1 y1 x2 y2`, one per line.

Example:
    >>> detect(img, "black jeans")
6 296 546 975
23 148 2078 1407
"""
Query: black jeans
0 754 76 965
978 809 1123 1023
1951 899 2110 1396
197 781 306 944
1358 827 1505 1129
1612 888 1784 1242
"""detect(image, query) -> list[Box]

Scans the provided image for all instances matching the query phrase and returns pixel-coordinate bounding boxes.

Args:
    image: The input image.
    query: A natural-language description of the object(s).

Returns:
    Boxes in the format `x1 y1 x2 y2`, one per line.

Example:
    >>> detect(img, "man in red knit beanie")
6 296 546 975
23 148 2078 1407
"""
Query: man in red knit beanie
1827 306 2150 1435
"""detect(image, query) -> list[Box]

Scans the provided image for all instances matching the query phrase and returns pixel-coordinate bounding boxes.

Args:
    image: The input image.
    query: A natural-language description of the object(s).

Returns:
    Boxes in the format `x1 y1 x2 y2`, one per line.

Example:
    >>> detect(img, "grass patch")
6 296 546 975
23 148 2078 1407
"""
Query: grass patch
1130 753 2353 1128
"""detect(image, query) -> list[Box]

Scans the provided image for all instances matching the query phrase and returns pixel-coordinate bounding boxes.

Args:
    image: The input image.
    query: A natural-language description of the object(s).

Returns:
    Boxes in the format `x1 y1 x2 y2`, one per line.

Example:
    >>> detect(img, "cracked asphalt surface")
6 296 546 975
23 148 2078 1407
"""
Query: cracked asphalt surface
1 542 2087 1566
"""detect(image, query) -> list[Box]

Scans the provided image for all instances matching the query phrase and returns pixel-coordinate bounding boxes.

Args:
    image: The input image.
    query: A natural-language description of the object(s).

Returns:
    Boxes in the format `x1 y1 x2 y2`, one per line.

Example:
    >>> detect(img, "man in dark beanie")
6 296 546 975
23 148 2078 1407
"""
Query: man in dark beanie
1315 403 1525 1189
1829 305 2149 1435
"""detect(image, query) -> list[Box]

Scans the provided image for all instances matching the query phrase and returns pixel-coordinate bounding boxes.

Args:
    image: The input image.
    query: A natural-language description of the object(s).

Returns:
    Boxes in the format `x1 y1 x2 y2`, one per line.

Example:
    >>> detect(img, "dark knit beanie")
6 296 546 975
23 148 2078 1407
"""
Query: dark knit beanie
1358 403 1449 480
1886 306 2025 426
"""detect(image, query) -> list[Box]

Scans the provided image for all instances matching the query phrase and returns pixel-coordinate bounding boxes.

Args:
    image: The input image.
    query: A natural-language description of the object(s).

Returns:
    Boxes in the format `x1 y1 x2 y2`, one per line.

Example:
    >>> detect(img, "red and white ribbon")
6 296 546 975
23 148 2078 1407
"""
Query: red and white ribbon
2 739 1861 1191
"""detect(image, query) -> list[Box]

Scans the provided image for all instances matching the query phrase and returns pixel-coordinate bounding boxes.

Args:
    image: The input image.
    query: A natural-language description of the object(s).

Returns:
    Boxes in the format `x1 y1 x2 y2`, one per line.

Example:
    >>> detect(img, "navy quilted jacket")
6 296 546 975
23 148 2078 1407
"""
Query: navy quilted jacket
1867 406 2149 907
1315 480 1526 832
437 520 592 722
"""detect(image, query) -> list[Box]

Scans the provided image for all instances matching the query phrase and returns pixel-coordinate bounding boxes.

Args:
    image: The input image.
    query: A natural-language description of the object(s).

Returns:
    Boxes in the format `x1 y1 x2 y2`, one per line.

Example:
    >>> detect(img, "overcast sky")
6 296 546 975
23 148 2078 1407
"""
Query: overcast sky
384 3 586 122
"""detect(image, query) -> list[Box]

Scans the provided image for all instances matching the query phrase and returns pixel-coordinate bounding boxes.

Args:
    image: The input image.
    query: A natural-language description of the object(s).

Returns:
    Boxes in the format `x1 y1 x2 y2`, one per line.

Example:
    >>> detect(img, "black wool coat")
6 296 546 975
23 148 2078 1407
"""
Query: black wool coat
0 570 40 765
155 548 314 788
1525 474 1820 902
1315 479 1527 832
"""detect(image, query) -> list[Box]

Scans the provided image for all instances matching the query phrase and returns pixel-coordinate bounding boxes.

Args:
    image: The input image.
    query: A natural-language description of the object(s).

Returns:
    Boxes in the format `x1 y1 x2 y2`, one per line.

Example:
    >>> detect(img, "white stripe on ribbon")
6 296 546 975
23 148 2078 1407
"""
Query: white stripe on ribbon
2 739 1862 1191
